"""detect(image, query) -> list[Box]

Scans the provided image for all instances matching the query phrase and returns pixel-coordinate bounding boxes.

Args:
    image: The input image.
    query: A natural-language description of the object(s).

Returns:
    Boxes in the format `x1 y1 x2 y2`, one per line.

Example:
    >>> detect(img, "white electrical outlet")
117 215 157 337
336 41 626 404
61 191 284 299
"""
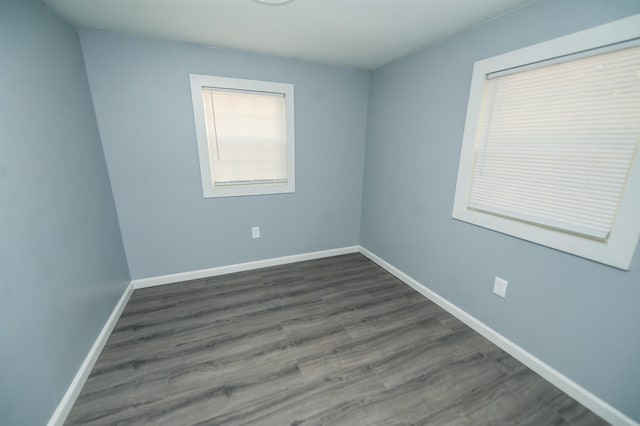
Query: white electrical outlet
251 226 260 239
493 276 508 298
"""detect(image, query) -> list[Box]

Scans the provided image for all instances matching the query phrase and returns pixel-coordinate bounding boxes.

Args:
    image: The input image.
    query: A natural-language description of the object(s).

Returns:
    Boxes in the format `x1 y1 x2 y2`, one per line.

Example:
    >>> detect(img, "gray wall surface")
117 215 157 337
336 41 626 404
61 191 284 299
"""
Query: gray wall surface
79 31 370 280
0 1 131 424
360 0 640 421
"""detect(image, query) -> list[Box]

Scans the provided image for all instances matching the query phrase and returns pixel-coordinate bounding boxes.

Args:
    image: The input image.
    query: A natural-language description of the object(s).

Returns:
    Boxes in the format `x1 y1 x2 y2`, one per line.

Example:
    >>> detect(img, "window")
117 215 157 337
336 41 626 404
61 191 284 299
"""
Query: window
190 74 295 198
452 14 640 270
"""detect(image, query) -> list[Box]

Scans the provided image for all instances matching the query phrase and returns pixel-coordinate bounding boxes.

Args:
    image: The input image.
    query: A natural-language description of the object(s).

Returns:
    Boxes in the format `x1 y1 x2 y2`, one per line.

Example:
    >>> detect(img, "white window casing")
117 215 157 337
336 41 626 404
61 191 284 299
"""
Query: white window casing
452 14 640 270
190 74 295 198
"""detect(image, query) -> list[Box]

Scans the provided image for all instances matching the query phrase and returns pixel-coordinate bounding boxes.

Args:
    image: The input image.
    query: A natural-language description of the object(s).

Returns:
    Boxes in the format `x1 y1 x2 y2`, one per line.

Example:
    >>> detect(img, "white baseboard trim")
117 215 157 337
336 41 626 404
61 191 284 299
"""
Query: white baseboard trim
131 246 360 289
358 246 637 426
47 282 134 426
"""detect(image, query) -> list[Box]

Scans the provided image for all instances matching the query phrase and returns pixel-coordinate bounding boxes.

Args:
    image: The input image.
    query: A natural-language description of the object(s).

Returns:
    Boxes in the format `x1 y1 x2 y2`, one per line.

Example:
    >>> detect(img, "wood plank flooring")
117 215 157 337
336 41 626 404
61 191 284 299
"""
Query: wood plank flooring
66 253 607 425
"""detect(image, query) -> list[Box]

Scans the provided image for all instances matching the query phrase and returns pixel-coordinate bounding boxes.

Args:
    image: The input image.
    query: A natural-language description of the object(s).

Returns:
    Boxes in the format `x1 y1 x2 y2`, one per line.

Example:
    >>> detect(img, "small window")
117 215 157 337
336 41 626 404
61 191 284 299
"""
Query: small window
189 74 295 198
452 14 640 270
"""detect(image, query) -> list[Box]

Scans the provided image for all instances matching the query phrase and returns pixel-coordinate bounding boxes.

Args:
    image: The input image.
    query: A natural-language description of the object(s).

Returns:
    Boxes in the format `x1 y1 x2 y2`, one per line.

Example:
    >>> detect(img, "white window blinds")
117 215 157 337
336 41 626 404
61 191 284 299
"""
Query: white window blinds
202 87 287 186
469 45 640 240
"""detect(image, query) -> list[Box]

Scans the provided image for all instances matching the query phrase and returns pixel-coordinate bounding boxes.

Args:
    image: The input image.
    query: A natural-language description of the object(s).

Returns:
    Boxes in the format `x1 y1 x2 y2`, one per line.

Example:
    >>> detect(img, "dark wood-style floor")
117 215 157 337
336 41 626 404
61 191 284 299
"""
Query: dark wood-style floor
66 253 606 425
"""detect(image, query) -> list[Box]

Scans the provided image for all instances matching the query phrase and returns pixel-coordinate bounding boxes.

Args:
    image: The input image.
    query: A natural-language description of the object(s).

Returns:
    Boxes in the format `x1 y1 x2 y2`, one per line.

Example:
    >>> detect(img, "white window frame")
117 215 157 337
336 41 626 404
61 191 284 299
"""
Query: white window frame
452 14 640 270
189 74 295 198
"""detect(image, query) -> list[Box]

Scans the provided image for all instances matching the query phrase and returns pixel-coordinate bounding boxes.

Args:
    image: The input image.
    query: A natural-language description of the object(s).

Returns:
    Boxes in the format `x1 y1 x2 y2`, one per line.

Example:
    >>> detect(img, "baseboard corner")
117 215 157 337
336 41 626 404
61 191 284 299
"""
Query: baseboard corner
131 245 361 289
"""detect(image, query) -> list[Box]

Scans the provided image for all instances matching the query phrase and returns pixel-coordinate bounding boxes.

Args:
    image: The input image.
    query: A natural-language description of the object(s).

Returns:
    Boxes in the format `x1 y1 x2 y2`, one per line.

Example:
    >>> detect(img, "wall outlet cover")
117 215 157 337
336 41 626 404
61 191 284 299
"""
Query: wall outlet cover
252 226 260 239
493 276 508 298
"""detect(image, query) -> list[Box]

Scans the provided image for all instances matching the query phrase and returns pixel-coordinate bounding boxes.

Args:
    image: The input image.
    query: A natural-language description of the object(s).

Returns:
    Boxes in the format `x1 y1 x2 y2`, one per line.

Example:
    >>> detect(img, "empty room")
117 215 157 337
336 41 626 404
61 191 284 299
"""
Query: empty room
2 0 639 424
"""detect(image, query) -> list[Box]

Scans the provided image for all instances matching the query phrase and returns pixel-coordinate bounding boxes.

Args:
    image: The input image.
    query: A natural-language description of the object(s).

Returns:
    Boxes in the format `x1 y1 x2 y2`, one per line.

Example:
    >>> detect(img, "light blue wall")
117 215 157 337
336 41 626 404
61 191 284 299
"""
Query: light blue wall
360 0 640 421
0 1 130 424
79 31 370 280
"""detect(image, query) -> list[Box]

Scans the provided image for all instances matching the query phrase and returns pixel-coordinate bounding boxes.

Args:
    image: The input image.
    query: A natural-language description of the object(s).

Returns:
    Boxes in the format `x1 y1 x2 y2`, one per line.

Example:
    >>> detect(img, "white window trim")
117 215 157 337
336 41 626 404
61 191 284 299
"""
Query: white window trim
189 74 295 198
452 14 640 270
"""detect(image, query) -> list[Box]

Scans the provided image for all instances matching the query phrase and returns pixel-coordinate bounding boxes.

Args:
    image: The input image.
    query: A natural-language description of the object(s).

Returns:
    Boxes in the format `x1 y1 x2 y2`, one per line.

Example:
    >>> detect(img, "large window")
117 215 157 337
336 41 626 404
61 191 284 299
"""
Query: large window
452 15 640 270
190 74 295 198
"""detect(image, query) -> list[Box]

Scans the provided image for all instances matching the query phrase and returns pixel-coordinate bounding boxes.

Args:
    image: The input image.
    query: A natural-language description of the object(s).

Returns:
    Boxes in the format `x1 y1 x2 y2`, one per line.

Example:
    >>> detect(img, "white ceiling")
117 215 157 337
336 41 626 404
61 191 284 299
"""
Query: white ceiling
44 0 536 70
